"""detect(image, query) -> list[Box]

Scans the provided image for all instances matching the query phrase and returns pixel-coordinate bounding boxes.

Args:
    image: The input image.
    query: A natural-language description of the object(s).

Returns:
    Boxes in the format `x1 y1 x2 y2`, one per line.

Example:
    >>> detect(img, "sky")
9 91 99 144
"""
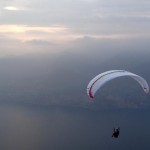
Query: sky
0 0 150 56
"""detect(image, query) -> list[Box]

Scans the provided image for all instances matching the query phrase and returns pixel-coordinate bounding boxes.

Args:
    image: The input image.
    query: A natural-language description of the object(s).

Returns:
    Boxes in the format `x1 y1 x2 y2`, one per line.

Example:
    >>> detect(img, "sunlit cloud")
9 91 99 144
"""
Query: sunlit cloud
0 22 149 57
0 24 148 47
0 24 74 56
0 25 71 43
0 25 67 33
3 6 19 11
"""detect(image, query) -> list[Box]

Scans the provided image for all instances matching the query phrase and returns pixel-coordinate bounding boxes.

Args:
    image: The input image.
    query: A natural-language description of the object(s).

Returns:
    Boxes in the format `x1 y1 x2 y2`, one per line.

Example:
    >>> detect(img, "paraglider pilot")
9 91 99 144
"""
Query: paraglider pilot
112 127 120 138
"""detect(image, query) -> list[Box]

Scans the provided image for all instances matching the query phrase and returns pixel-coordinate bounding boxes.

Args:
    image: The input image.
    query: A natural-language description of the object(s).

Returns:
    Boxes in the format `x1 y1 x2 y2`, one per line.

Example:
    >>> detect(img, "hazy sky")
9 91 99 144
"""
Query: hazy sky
0 0 150 56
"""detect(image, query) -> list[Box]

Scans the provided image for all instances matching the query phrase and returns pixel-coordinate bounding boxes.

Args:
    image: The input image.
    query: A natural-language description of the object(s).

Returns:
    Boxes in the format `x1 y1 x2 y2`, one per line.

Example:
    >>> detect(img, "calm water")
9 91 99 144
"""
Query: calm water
0 102 149 150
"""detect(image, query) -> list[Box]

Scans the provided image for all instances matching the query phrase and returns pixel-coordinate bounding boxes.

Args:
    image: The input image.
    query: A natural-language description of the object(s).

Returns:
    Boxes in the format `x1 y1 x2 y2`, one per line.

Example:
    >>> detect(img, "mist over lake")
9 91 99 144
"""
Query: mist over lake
0 38 150 109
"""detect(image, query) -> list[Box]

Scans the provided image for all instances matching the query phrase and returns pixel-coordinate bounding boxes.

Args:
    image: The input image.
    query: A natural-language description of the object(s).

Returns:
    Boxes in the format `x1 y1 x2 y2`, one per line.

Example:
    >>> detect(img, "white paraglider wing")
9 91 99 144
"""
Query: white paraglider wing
87 70 149 98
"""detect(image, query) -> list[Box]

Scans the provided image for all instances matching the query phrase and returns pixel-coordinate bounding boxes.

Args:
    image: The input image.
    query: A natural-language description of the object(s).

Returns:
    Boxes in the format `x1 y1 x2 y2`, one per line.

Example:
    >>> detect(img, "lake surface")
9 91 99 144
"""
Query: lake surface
0 102 149 150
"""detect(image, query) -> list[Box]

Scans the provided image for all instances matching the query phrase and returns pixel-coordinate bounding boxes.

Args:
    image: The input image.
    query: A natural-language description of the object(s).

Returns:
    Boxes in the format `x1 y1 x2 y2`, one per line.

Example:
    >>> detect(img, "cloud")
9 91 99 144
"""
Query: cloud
0 25 67 33
0 0 150 57
0 23 150 57
0 24 73 43
0 0 150 39
3 6 19 11
25 39 56 48
25 39 55 45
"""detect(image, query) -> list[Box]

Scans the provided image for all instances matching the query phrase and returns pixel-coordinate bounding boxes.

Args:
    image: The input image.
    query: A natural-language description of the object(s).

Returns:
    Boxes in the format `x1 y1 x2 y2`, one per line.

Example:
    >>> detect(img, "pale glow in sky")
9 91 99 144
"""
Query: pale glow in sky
0 0 150 56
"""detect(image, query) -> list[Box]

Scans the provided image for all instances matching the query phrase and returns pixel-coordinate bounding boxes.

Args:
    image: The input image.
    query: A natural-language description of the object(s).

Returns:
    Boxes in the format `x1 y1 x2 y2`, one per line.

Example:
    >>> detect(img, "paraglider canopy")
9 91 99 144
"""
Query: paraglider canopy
87 70 149 99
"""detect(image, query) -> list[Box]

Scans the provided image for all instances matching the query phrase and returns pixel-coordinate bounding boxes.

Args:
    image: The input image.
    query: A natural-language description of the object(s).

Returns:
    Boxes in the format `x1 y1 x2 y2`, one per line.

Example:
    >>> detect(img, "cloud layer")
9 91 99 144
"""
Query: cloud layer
0 0 150 56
